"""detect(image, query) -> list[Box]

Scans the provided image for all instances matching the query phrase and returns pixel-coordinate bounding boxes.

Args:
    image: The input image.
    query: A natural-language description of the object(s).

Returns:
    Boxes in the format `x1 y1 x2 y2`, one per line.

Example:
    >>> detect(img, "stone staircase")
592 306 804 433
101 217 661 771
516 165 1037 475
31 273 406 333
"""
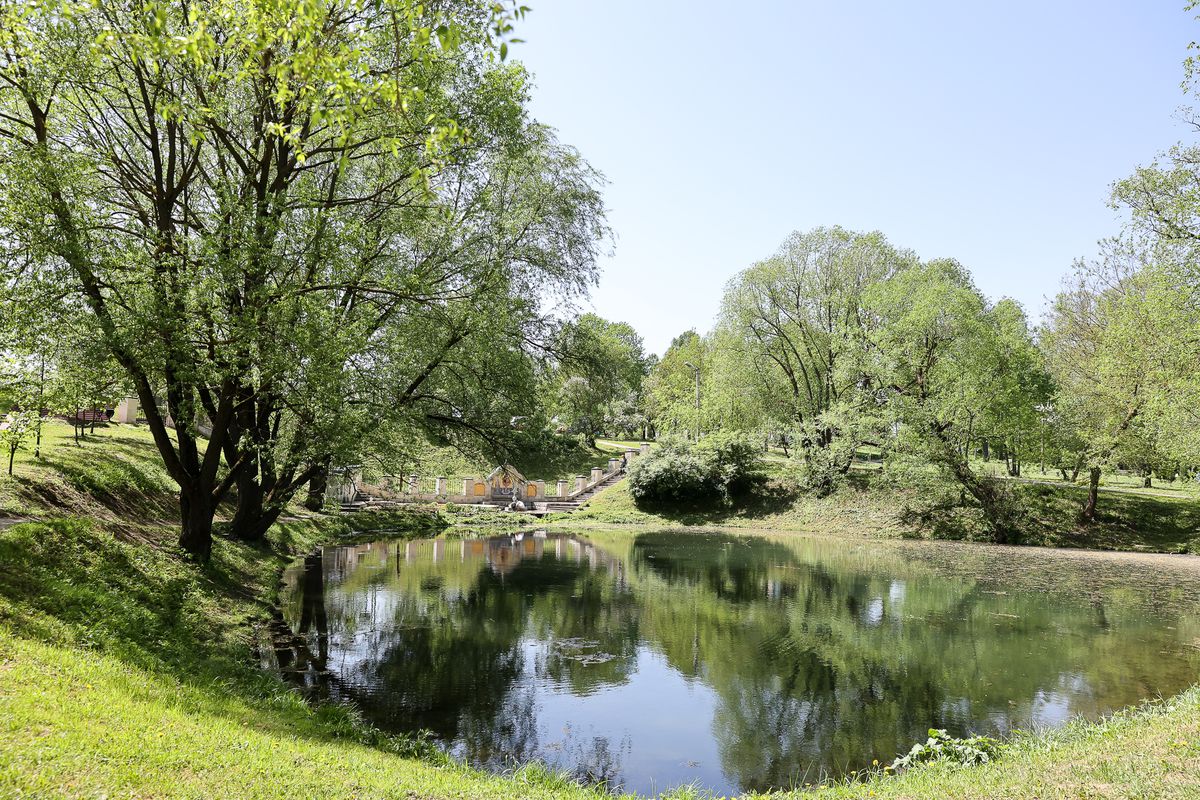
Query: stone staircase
340 461 634 515
534 470 626 515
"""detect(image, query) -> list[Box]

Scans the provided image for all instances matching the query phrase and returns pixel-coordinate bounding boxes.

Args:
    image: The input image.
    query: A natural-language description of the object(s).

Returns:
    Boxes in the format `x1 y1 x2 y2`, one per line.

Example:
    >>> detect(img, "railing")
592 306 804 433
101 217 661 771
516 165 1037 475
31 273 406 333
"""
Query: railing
332 443 651 507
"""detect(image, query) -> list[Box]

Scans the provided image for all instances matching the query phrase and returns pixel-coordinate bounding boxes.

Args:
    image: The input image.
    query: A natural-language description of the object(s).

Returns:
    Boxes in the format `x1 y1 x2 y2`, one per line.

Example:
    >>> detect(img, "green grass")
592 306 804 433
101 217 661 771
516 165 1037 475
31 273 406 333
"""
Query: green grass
567 473 1200 554
509 436 633 484
566 476 904 537
3 429 1200 798
0 421 178 522
976 458 1200 500
362 436 637 493
1015 482 1200 552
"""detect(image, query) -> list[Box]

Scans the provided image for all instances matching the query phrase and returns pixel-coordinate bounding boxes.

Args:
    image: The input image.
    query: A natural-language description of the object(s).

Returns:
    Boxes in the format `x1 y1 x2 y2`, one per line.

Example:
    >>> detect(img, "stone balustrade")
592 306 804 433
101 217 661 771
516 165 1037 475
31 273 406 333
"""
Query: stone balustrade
343 443 650 507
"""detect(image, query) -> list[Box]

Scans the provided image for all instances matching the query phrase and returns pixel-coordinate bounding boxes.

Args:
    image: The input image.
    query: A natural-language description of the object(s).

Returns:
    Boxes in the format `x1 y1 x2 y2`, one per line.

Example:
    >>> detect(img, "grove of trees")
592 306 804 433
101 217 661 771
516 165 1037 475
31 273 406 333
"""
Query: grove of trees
637 212 1197 541
629 10 1200 541
0 0 610 558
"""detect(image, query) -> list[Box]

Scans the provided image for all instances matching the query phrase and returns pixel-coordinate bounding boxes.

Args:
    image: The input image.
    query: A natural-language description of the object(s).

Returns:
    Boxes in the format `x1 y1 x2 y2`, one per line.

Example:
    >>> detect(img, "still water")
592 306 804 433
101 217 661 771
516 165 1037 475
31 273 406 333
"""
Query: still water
275 529 1200 796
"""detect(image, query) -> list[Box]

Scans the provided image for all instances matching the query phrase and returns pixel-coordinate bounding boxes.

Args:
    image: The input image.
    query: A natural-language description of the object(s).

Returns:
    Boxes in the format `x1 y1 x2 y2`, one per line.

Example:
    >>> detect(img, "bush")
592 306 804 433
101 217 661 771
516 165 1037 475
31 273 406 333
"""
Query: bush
891 728 1003 771
628 433 763 505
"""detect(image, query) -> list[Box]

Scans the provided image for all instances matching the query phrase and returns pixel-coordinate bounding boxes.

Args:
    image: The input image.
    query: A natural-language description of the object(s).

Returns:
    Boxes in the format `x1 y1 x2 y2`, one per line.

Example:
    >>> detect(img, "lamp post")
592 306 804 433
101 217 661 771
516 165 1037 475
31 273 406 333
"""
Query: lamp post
684 360 701 441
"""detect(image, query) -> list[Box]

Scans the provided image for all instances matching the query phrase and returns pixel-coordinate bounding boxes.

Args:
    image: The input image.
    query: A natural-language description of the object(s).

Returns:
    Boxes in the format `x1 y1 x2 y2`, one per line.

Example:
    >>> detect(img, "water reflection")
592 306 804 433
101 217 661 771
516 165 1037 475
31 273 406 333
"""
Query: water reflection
278 530 1200 797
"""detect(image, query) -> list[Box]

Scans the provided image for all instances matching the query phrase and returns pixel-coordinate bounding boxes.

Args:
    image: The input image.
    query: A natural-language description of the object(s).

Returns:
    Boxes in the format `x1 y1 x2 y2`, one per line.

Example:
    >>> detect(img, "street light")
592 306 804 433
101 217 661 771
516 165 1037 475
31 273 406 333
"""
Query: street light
684 361 701 441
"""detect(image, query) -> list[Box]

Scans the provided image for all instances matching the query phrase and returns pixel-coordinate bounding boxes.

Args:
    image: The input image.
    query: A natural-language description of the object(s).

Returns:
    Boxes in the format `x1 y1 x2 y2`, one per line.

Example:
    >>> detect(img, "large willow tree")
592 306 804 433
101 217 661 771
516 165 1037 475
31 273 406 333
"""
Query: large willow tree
706 227 1049 540
0 0 606 558
715 227 912 492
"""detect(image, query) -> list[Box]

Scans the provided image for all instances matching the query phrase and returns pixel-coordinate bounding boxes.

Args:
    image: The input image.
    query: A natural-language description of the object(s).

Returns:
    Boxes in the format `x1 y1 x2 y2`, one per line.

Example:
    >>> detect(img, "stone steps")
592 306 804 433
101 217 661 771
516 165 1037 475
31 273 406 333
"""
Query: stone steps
343 471 628 516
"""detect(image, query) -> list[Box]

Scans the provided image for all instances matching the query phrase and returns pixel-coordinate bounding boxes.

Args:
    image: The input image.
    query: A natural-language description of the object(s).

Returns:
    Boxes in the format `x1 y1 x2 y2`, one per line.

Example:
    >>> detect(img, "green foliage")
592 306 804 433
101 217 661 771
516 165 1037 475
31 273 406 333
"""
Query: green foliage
695 227 1056 537
627 437 710 502
548 314 648 444
693 431 766 499
644 329 708 438
0 0 609 556
0 409 37 474
891 729 1004 771
628 433 763 506
713 227 912 469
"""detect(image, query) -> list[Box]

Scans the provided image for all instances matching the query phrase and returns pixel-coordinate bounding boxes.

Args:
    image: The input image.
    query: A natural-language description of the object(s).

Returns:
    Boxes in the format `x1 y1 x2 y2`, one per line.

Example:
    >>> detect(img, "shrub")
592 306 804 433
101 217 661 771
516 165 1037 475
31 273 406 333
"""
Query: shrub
629 433 763 505
788 414 864 496
693 432 764 497
891 728 1003 771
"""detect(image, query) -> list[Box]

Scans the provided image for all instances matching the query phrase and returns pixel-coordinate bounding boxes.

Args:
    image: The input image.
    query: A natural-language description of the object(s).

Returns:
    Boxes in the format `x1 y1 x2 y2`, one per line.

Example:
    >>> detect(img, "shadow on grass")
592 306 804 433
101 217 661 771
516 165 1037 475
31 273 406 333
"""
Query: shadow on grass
1018 483 1200 553
628 482 804 527
507 435 622 484
0 515 438 755
11 429 179 521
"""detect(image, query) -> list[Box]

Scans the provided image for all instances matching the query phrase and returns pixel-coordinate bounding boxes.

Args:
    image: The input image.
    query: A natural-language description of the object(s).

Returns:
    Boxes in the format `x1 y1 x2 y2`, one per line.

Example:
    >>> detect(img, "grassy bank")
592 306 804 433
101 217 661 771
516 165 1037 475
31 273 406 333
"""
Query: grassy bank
2 517 1198 799
769 688 1200 799
3 423 1200 798
358 435 638 492
0 517 624 799
0 421 178 525
566 476 1200 554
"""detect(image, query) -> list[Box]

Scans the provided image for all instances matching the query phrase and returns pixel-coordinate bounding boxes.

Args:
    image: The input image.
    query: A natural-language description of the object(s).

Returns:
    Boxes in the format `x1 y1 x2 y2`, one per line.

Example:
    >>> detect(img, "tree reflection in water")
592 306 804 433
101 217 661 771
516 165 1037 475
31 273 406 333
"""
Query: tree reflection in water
277 529 1200 797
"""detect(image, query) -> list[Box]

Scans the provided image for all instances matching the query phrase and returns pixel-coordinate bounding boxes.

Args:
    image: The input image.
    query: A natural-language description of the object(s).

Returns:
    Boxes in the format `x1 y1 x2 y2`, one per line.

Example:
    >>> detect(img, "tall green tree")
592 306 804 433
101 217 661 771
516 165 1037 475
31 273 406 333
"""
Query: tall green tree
863 260 1039 542
0 0 603 558
1042 239 1186 519
716 227 912 491
549 314 646 445
644 329 708 440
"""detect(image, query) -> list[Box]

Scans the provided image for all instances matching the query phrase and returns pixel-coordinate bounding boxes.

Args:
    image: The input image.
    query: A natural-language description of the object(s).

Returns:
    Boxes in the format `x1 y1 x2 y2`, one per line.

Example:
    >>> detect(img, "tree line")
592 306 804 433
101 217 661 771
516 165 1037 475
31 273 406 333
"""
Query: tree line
637 220 1197 541
628 8 1200 539
5 2 1199 555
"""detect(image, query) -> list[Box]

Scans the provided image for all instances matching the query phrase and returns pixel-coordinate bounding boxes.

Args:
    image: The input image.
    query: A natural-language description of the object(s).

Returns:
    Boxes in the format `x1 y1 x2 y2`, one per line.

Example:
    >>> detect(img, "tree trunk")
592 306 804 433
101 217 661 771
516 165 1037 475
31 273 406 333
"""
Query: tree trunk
982 439 989 461
930 425 1020 544
304 463 330 511
1081 466 1101 523
35 357 44 458
231 468 269 541
230 450 316 541
7 445 15 476
179 490 215 561
234 502 285 543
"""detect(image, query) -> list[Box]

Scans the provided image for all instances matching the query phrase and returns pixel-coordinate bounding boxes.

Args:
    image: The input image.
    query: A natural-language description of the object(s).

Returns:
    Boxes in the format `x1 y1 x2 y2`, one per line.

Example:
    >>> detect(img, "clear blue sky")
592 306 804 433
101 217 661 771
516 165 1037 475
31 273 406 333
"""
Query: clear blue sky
512 1 1195 356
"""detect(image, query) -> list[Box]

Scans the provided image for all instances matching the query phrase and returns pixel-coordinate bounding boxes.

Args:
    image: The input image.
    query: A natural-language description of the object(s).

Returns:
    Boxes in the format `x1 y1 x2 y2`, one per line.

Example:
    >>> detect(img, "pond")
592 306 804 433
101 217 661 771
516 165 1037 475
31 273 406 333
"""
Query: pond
274 529 1200 797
